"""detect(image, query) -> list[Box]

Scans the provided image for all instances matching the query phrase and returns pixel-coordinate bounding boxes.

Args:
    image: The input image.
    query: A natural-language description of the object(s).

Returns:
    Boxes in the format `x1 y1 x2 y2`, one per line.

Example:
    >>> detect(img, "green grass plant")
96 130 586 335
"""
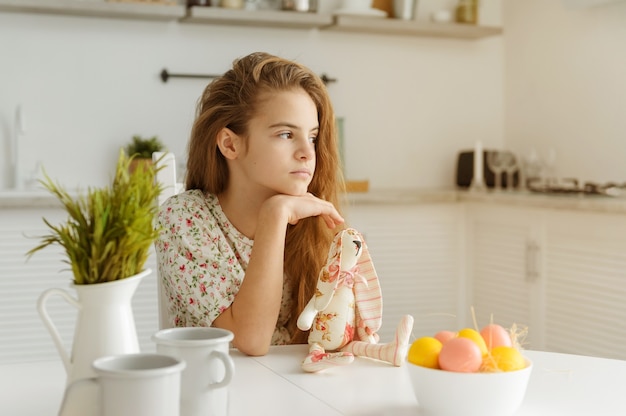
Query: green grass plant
27 150 163 284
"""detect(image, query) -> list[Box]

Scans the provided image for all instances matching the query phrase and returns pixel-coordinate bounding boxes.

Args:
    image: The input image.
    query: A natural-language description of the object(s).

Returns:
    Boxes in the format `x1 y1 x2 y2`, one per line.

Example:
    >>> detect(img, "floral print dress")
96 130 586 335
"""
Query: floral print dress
155 189 293 345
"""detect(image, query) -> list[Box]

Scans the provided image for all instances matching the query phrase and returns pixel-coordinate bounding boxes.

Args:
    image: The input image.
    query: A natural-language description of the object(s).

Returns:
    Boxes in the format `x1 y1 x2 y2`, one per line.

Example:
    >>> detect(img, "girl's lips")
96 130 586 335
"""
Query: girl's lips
291 169 312 178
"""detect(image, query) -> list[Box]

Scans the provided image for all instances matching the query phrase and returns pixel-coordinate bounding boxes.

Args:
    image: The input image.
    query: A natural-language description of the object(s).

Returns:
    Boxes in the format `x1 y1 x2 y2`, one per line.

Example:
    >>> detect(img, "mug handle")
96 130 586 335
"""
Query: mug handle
207 350 235 389
37 288 81 374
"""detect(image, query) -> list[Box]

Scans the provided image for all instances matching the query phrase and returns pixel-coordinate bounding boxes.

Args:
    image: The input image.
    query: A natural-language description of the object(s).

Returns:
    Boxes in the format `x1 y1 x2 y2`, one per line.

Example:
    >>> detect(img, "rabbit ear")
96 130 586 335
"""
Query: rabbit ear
339 228 363 269
353 229 383 337
313 229 345 311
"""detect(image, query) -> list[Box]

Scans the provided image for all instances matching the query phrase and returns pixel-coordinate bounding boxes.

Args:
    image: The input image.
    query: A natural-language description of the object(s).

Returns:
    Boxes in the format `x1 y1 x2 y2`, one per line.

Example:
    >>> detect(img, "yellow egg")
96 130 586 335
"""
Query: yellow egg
457 328 488 356
482 346 526 372
408 336 443 369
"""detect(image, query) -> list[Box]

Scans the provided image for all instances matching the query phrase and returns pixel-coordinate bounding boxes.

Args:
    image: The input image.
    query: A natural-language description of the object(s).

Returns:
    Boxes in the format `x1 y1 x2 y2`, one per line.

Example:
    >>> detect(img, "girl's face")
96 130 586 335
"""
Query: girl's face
238 88 319 197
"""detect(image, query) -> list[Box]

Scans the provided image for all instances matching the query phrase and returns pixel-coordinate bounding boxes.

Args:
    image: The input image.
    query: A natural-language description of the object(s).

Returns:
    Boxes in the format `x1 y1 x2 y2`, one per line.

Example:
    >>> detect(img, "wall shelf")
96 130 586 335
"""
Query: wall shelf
0 1 502 39
329 15 502 39
183 6 333 29
0 0 186 21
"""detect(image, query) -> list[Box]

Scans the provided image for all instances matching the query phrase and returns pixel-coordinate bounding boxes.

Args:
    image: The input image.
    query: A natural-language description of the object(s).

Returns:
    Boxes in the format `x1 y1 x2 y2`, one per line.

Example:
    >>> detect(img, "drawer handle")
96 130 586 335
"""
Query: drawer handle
526 241 540 282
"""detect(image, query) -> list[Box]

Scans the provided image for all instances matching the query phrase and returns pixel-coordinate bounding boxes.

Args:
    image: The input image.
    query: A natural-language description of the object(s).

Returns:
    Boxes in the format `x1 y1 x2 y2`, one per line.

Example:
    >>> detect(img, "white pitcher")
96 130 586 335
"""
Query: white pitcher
37 269 150 385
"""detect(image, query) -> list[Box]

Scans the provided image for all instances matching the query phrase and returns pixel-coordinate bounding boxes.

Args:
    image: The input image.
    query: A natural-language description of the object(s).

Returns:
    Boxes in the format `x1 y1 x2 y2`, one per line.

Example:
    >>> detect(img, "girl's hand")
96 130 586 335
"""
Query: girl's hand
262 193 344 229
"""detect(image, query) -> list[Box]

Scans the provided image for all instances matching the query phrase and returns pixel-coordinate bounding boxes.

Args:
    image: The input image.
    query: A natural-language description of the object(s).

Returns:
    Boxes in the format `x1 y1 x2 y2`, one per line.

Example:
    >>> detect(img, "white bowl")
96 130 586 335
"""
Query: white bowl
406 358 533 416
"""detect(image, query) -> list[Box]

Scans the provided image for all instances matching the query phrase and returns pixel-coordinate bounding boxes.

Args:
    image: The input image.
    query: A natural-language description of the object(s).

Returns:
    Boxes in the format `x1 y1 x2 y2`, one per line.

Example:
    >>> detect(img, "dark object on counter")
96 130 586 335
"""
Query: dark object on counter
456 150 519 188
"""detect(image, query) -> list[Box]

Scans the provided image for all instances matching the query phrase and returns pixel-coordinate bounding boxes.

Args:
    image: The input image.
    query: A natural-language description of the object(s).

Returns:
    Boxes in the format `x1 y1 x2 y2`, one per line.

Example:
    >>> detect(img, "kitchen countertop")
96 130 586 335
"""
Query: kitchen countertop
459 189 626 214
3 187 626 214
0 189 72 209
345 188 626 215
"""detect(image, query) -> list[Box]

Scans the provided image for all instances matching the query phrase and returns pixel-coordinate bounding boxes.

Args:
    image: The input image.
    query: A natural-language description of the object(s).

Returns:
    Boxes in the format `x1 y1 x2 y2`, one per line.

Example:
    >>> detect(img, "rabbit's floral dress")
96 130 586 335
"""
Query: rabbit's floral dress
155 189 293 345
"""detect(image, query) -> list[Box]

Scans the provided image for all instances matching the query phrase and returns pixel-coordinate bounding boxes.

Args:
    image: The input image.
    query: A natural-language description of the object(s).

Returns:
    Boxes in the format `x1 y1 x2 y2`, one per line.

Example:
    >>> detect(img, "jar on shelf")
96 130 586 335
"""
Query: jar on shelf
221 0 245 8
282 0 317 12
455 0 478 24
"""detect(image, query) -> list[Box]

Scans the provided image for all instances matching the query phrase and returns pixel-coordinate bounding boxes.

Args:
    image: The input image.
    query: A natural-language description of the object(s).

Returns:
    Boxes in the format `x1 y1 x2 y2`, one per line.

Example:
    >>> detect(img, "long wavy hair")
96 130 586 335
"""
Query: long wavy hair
185 52 346 343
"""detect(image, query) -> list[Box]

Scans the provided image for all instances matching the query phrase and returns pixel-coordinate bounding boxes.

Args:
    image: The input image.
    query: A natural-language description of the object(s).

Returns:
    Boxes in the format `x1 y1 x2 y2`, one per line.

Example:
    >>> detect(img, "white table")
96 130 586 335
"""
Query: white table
252 346 626 416
0 347 340 416
2 345 626 415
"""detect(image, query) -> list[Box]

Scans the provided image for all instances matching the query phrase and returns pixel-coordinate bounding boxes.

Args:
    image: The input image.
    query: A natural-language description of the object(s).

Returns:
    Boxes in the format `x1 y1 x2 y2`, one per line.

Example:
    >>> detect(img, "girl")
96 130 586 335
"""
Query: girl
155 52 346 356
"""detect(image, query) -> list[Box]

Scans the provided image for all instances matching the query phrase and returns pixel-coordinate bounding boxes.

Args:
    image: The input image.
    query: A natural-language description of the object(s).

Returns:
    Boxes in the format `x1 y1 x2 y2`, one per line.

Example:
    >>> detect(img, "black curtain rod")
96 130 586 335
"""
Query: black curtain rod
160 68 337 85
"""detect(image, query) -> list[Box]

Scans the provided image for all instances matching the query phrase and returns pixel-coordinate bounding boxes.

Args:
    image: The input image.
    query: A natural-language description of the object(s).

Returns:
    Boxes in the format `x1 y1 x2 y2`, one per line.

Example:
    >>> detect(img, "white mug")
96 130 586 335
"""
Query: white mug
153 327 235 416
59 353 186 416
393 0 416 20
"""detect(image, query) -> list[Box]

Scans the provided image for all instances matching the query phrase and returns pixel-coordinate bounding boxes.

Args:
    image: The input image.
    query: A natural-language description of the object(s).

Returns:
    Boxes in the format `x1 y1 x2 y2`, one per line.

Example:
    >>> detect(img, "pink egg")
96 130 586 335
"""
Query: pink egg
480 324 512 350
434 330 456 344
438 337 482 373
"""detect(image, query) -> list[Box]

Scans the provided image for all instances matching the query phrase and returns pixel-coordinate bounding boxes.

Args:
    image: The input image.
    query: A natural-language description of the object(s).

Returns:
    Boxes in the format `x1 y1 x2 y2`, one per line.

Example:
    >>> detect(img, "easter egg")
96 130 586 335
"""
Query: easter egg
408 337 442 369
438 337 482 373
480 323 512 350
482 346 526 372
434 330 456 344
457 328 488 356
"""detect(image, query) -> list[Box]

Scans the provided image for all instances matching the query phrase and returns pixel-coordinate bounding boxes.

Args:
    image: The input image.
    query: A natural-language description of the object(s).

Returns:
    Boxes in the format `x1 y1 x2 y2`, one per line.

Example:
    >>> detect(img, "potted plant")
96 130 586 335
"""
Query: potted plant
27 149 163 387
125 134 166 173
28 148 162 284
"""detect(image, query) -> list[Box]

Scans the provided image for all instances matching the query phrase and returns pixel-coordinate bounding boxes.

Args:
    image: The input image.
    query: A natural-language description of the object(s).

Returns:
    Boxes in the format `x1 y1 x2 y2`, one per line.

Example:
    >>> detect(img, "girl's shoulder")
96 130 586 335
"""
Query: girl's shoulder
159 189 252 249
162 190 236 231
164 189 217 209
159 189 221 222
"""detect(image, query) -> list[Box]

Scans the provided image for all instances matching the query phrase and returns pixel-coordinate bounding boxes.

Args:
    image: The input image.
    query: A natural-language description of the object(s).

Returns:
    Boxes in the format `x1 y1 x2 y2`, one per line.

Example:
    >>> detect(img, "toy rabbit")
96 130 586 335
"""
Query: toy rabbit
297 227 414 373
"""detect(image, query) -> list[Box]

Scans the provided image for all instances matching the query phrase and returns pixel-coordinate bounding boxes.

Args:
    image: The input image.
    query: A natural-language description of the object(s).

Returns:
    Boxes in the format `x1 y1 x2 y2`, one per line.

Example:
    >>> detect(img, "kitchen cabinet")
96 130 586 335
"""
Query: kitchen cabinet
542 210 626 360
0 208 159 365
465 204 542 349
0 0 502 40
346 202 465 342
466 202 626 360
7 190 624 363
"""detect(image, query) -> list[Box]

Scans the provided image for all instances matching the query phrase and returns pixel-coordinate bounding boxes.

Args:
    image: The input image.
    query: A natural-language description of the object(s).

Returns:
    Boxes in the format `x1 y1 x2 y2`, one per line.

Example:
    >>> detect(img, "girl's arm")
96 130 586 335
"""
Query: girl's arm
212 193 343 356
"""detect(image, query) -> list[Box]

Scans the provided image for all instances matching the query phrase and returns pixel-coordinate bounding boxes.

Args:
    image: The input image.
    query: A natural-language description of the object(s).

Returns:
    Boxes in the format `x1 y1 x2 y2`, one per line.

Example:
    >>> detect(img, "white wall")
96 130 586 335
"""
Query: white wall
504 0 626 184
0 5 503 191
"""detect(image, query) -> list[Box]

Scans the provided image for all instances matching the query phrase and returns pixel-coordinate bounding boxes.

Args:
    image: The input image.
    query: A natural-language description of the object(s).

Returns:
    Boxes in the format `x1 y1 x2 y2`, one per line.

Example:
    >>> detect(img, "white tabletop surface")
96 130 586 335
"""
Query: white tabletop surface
2 344 626 415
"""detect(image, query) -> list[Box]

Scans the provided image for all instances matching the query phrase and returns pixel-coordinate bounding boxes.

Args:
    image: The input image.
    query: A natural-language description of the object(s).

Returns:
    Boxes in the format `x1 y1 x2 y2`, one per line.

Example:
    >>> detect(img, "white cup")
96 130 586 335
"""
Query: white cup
59 353 186 416
153 327 235 416
394 0 416 20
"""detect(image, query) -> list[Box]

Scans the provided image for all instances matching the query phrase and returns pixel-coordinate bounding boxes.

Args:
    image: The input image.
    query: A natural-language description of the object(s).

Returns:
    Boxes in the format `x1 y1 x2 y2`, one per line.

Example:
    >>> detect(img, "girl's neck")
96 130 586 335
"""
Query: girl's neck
217 187 270 240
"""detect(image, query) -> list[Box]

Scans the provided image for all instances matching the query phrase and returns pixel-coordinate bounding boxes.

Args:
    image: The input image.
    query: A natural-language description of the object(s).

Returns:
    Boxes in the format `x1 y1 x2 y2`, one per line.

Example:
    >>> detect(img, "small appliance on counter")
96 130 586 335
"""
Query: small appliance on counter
456 150 520 188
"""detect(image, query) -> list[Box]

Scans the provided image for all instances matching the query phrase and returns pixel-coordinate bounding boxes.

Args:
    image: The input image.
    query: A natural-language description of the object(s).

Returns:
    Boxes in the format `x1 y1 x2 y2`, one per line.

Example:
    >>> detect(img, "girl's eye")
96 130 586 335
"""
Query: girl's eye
278 132 292 140
309 136 318 144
